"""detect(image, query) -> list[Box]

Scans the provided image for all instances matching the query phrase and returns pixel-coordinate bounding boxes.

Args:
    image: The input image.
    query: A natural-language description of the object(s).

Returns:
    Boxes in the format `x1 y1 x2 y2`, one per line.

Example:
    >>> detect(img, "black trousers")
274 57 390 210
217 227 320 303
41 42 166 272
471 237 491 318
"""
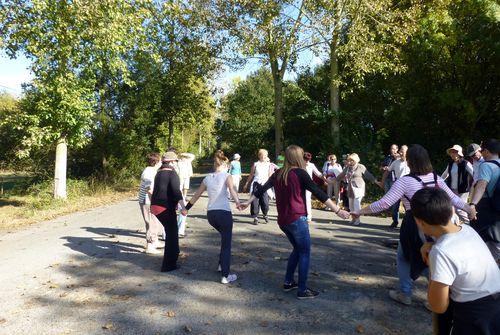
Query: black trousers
435 294 500 335
251 182 269 217
156 210 179 272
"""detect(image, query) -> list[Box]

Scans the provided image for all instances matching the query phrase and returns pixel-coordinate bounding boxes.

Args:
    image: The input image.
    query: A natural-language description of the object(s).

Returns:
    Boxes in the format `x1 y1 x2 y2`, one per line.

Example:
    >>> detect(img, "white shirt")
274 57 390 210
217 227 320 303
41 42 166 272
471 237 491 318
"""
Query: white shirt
429 224 500 302
322 162 342 178
388 159 410 180
138 166 157 204
441 160 473 190
178 153 195 179
306 162 322 179
203 171 231 212
253 161 271 185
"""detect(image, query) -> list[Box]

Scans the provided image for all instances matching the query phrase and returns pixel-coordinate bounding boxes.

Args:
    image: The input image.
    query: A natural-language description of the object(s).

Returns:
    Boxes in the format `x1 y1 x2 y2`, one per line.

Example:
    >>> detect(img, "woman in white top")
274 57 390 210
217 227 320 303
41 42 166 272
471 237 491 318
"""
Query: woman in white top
322 154 343 203
184 150 241 284
243 148 273 225
304 152 324 223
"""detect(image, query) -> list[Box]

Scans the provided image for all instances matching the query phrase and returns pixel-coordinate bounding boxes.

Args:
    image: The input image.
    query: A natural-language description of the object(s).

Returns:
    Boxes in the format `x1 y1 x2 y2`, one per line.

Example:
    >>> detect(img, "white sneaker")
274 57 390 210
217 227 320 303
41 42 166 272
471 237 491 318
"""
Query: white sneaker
145 243 161 254
221 274 237 284
351 219 361 226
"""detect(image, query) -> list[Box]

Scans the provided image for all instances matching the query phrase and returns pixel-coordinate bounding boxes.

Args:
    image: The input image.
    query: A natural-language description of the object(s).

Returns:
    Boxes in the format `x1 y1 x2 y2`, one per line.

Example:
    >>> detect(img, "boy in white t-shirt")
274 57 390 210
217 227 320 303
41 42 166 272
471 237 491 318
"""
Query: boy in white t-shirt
411 188 500 335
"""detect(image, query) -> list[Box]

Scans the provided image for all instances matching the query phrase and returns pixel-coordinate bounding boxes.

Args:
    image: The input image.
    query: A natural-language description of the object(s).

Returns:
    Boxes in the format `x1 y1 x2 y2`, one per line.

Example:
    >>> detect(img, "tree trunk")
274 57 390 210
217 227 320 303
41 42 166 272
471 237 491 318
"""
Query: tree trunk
168 120 174 147
330 38 341 149
198 132 202 156
54 136 67 199
270 58 285 157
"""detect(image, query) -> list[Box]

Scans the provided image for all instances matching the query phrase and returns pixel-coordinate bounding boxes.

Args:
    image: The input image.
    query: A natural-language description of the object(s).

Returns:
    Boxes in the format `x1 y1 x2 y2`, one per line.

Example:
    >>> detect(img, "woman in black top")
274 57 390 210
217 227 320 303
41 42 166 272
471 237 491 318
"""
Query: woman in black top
151 151 186 272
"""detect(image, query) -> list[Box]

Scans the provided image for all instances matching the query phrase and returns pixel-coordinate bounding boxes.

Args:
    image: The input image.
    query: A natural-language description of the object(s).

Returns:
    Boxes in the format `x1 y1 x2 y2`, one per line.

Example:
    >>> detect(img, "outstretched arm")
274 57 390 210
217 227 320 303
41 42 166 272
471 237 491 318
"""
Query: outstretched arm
243 164 256 192
226 176 241 207
185 182 207 210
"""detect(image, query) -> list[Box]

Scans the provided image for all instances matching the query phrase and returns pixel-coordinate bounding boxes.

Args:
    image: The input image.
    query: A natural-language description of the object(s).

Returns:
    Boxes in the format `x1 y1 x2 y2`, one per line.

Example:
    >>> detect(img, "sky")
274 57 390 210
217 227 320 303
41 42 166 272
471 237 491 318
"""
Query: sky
0 50 324 97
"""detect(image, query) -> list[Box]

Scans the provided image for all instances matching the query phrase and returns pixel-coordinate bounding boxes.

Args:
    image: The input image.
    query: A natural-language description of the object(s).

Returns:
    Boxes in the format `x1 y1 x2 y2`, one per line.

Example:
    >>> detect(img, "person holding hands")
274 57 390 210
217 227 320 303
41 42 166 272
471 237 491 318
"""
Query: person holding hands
240 145 350 299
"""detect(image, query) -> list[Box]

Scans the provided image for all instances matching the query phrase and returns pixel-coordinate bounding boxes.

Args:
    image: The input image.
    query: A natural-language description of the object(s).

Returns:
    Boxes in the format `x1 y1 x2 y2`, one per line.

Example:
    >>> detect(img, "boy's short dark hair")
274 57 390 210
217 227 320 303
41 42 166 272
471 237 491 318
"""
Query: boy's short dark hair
410 188 453 226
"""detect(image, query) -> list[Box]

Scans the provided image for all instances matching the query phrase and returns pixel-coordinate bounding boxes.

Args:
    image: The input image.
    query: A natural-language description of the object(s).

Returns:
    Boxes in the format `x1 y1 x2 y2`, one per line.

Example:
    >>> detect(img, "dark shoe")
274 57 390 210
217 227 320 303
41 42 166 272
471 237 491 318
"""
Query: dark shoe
161 265 180 272
252 218 259 225
390 221 399 229
283 281 298 292
297 288 319 300
263 216 269 224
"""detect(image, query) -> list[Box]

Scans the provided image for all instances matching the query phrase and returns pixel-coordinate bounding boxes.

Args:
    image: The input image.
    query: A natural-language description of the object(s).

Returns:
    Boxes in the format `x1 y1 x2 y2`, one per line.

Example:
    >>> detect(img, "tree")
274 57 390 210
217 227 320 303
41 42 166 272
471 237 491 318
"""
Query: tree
218 68 275 155
216 0 310 156
0 0 146 197
302 0 422 149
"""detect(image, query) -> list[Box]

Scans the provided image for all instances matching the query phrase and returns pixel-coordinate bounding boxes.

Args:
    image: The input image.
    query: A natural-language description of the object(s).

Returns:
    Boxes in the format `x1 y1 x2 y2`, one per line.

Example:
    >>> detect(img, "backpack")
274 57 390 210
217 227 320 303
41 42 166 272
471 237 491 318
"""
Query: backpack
403 172 439 202
483 160 500 212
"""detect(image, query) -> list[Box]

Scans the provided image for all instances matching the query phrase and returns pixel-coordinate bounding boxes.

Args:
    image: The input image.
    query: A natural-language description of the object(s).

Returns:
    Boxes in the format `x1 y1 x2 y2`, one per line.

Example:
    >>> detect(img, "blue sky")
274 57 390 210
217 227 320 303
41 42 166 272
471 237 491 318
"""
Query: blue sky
0 50 323 97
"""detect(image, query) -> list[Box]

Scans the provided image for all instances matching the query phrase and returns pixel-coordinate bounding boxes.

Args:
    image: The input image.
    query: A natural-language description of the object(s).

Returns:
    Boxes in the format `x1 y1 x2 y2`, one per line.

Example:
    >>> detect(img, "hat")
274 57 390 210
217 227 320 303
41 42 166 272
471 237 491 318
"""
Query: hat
481 139 500 154
162 151 178 162
446 145 463 157
465 143 481 157
233 153 241 160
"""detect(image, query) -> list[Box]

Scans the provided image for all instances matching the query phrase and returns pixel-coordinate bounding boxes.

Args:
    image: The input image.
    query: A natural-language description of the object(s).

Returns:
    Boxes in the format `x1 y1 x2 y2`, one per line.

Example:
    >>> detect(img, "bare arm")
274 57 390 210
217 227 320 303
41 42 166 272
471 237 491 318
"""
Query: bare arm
243 164 256 191
187 182 207 207
470 180 488 205
226 175 240 206
427 280 450 314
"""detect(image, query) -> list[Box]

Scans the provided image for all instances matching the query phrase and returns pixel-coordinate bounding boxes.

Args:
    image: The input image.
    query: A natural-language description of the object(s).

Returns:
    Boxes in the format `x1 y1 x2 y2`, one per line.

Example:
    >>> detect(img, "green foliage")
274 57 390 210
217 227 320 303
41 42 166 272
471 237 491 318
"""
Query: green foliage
218 69 275 156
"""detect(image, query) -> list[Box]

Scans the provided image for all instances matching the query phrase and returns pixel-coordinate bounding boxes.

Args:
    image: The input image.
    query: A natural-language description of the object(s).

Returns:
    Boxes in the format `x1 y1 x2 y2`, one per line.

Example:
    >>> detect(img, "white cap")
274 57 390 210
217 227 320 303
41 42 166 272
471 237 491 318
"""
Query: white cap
233 153 241 160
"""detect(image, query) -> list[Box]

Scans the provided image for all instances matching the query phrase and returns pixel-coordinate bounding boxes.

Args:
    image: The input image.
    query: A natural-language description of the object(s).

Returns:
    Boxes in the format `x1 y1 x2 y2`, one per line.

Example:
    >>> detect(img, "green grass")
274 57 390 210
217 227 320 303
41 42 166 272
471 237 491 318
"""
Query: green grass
0 172 138 230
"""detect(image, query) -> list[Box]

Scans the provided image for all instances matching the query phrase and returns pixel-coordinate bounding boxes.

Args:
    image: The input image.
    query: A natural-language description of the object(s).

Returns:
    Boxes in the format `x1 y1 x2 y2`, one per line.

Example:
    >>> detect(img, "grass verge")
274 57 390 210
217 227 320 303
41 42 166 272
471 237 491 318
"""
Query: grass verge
0 175 137 230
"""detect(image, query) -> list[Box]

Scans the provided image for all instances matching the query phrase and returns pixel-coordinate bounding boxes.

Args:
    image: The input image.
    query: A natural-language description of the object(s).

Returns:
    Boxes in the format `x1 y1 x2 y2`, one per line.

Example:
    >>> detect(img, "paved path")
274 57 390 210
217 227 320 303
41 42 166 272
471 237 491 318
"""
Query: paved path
0 182 431 335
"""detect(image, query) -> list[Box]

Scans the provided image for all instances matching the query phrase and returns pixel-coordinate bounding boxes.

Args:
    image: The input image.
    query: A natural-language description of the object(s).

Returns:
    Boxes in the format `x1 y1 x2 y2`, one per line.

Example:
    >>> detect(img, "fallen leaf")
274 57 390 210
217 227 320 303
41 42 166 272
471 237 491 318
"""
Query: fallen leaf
356 324 365 333
49 284 59 289
165 311 175 318
102 323 114 330
355 277 365 282
109 235 116 238
259 321 269 327
183 325 192 333
0 318 6 324
273 256 281 260
59 292 68 298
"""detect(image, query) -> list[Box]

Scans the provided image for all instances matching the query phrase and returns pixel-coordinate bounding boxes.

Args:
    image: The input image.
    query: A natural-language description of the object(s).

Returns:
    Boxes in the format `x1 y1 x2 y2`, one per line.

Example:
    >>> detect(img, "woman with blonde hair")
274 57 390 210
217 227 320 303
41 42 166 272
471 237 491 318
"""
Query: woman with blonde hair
243 148 273 225
241 145 350 299
336 153 382 226
184 150 242 284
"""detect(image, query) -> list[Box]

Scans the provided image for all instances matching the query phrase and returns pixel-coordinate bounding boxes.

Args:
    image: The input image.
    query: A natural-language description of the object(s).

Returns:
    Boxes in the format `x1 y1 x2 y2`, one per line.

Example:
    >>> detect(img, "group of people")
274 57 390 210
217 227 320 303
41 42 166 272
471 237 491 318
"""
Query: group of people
137 139 500 334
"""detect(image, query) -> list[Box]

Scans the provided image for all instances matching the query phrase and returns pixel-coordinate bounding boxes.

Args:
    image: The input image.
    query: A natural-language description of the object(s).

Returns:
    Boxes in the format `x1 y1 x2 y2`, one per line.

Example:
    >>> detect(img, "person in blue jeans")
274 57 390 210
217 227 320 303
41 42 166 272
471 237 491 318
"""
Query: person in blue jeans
184 150 242 284
241 145 350 299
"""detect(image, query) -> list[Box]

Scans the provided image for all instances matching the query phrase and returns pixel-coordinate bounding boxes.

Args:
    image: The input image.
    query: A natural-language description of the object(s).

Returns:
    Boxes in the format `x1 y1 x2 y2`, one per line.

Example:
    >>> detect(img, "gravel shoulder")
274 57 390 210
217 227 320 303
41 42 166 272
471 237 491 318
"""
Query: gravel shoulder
0 177 432 335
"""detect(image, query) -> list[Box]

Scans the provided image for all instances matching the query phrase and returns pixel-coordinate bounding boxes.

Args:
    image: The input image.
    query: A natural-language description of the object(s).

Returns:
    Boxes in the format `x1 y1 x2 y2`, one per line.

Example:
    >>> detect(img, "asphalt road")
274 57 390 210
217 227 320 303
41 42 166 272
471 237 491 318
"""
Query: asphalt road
0 178 431 335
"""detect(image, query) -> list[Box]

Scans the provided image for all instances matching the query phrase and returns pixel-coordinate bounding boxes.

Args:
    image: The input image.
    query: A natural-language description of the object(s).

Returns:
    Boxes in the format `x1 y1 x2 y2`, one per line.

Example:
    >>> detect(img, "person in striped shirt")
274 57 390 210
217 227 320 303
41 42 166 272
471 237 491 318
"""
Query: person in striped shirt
351 145 476 306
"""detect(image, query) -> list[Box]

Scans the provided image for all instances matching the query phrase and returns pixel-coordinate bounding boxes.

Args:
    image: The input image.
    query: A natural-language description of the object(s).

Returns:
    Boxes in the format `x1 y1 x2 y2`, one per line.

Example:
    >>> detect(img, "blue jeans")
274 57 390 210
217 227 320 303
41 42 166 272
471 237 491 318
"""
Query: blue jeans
207 210 233 277
280 216 311 293
396 243 428 296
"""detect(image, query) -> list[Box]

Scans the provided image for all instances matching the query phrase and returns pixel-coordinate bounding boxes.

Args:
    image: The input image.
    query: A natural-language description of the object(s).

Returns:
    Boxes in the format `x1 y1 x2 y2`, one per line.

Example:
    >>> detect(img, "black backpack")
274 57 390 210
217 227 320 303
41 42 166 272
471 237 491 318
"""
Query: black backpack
403 172 439 202
483 161 500 212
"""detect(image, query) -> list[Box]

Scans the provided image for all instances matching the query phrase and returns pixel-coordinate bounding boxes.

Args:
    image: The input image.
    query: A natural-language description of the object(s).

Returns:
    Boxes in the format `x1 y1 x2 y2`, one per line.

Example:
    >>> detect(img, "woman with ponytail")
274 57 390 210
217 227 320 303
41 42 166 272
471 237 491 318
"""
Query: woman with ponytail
241 145 350 299
184 150 242 284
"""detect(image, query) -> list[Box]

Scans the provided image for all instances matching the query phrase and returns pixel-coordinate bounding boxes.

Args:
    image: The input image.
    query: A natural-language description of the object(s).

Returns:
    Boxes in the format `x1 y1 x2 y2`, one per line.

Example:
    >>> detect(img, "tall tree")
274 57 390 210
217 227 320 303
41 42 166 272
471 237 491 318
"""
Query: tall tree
217 0 310 156
303 0 422 148
0 0 146 197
